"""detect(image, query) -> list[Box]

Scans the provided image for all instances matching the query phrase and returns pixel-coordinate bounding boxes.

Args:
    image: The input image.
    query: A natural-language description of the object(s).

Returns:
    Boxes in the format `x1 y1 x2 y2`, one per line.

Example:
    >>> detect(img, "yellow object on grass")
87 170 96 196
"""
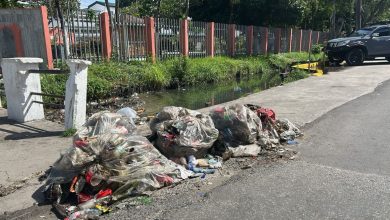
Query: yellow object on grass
292 62 323 77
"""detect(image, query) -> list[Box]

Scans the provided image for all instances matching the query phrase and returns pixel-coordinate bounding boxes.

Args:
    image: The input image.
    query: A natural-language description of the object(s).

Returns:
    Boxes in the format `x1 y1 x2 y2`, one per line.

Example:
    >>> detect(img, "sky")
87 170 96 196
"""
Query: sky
80 0 115 9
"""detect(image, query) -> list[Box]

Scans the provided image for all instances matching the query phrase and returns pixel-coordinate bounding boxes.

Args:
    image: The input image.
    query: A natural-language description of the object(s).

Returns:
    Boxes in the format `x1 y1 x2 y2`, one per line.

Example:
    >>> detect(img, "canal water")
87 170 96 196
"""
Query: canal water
139 73 280 115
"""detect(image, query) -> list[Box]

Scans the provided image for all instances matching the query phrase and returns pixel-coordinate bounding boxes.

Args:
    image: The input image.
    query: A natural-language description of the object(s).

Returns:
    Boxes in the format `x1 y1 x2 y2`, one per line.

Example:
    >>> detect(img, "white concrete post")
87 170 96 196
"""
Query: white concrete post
65 59 91 129
1 58 44 122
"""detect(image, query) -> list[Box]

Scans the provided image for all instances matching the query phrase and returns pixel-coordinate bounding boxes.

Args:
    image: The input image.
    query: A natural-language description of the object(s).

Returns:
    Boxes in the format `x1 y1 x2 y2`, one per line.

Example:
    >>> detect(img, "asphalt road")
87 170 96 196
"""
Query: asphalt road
158 79 390 219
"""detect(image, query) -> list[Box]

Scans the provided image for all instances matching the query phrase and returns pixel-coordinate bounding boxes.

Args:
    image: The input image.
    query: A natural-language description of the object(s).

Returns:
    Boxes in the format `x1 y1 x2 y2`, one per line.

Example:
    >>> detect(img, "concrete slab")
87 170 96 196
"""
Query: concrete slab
200 63 390 127
0 109 70 213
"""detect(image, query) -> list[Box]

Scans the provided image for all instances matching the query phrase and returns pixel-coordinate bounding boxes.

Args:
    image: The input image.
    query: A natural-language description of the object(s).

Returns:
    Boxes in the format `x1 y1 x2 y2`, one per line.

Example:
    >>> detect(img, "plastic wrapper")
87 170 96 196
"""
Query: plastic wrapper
75 111 137 141
210 104 262 147
150 106 219 158
275 119 302 141
231 144 261 157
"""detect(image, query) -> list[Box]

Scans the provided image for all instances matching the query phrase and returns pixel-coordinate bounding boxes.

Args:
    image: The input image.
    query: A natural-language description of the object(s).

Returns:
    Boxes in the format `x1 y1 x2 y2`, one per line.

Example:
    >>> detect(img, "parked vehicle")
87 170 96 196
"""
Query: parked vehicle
326 25 390 65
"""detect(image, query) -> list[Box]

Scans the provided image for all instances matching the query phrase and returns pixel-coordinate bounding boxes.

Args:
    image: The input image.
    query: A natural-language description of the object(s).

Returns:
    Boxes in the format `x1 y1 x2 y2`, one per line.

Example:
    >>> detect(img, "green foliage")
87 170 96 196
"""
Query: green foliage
0 0 21 8
41 52 313 103
136 196 153 205
62 128 77 137
268 52 321 69
311 44 323 54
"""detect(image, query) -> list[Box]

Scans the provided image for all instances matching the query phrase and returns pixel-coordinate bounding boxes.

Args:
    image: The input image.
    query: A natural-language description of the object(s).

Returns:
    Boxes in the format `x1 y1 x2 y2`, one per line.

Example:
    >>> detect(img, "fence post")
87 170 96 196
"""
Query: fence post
206 22 215 57
246 26 254 55
316 31 320 44
289 28 293 52
309 30 313 51
1 58 44 122
180 19 189 57
228 24 236 57
274 28 282 54
299 30 303 52
65 59 91 129
145 17 156 63
261 27 268 55
100 12 112 60
39 6 53 69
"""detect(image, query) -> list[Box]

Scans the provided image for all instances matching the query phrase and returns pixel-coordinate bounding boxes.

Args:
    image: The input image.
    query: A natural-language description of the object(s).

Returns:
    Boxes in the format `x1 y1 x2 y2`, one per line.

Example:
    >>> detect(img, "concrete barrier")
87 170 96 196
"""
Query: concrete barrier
1 57 90 129
1 57 44 122
65 59 91 129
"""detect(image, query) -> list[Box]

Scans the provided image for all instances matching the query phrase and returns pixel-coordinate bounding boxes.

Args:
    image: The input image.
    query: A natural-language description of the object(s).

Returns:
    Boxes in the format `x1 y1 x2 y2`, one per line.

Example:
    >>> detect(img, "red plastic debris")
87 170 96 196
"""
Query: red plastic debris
96 189 113 199
74 139 89 147
256 108 276 121
155 175 174 185
85 170 93 185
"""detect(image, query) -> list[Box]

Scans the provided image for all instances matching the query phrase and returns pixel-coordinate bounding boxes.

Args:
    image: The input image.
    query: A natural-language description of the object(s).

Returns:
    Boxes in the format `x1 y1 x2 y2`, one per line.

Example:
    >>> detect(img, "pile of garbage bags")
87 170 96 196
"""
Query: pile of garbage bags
44 104 302 219
44 109 192 219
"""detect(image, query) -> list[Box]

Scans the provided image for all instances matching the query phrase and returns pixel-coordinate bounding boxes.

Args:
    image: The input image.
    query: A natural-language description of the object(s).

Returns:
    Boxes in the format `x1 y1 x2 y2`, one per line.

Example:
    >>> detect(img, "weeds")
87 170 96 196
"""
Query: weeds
62 128 77 137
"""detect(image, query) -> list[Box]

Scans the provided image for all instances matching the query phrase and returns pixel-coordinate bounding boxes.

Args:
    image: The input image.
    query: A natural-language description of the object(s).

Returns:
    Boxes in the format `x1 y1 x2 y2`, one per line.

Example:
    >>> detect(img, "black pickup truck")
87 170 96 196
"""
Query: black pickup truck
326 25 390 65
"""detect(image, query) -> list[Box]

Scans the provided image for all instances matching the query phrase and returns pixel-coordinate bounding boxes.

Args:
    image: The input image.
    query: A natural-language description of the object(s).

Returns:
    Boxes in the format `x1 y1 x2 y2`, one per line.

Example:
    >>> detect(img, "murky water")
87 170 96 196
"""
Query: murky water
139 73 280 115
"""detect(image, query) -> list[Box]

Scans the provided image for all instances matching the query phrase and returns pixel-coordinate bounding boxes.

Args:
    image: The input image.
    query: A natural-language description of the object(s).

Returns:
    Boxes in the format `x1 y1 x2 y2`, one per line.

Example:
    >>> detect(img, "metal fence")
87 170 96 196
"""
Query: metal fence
267 28 276 54
188 20 207 58
253 26 267 55
235 25 247 55
280 28 290 53
214 22 229 56
111 14 147 61
47 10 328 64
155 18 181 60
291 29 301 52
311 31 319 46
301 30 311 52
49 9 105 65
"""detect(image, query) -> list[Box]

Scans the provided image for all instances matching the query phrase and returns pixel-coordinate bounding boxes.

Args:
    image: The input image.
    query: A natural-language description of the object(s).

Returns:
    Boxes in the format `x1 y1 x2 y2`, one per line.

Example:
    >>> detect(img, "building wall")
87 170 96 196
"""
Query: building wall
89 4 115 13
0 8 48 69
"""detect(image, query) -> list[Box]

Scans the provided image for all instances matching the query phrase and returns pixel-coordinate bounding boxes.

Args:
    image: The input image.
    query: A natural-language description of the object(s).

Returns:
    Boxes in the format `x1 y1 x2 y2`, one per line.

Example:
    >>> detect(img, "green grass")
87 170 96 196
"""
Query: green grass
62 128 77 137
41 52 318 104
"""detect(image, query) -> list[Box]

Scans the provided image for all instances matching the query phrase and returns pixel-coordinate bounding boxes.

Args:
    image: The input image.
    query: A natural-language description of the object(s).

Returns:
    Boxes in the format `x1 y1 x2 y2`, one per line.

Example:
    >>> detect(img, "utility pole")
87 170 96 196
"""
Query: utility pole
355 0 362 29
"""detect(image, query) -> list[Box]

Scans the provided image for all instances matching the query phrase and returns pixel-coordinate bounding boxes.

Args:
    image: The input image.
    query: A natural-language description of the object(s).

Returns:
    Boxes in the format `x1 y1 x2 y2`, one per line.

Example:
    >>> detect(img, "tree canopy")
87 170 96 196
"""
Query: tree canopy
2 0 390 34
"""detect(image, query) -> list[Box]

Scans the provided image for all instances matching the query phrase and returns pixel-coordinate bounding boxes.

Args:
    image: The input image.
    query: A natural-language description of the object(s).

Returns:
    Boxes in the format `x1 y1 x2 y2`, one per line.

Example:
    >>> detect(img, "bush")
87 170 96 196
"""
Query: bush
311 44 323 54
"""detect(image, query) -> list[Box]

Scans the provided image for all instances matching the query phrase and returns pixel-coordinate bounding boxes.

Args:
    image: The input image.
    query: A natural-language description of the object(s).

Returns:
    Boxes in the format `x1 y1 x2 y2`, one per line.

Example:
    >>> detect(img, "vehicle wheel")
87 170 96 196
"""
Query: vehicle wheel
346 48 365 66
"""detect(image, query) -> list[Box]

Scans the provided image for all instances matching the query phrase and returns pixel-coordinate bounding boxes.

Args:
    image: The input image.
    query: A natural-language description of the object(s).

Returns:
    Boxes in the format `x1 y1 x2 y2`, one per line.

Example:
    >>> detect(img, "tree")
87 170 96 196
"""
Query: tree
362 0 390 25
0 0 21 8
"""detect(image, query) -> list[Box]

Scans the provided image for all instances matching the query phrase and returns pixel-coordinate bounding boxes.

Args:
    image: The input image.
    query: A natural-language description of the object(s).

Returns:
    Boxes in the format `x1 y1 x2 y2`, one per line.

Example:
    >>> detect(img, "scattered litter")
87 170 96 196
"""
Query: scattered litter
231 144 261 158
245 104 302 148
287 140 299 145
